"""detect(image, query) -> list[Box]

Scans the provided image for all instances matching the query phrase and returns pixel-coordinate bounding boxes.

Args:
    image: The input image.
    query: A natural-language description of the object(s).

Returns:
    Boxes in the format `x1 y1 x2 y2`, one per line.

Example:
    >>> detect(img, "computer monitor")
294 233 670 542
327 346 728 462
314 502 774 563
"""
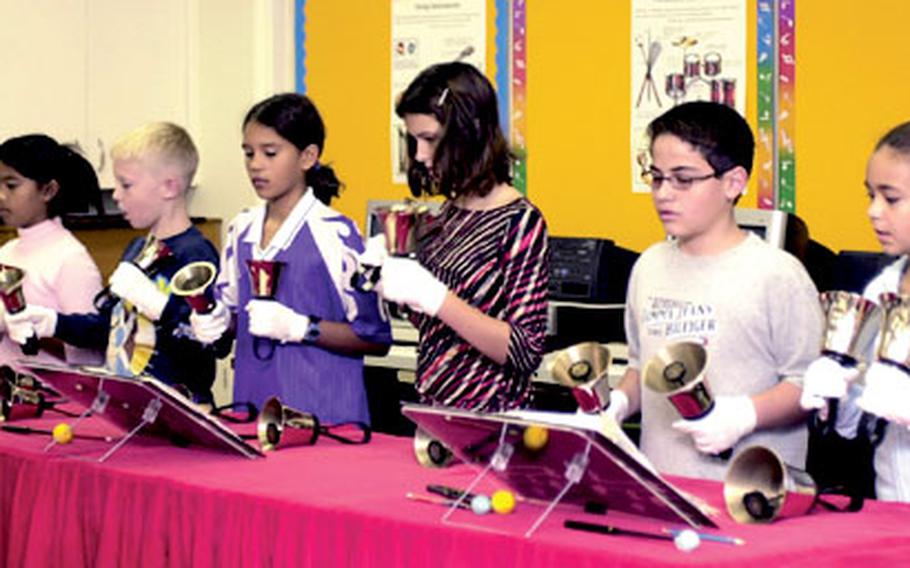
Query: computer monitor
734 207 788 249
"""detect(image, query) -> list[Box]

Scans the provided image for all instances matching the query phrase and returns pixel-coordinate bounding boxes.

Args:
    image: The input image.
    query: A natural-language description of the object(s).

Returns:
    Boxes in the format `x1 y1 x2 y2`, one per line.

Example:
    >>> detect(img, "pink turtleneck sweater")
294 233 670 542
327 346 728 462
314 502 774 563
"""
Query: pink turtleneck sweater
0 217 103 367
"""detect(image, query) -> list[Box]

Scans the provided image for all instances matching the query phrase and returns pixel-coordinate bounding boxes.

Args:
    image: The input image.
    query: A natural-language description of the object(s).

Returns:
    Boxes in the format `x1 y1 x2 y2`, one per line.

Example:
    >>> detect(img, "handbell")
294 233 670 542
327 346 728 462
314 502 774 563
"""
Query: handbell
643 341 714 420
0 263 39 355
171 261 217 314
0 366 47 422
0 264 28 314
550 342 612 412
724 446 817 524
380 202 433 257
352 201 434 293
874 293 910 371
819 291 880 365
413 427 455 467
644 341 732 459
256 396 320 451
94 235 173 310
245 259 285 360
246 259 284 299
572 375 612 414
133 235 173 272
814 291 880 433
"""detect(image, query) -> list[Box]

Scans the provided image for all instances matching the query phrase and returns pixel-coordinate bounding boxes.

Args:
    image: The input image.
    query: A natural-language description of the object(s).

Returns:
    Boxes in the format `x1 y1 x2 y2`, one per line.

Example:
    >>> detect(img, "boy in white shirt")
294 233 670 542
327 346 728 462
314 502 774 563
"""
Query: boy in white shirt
607 102 823 480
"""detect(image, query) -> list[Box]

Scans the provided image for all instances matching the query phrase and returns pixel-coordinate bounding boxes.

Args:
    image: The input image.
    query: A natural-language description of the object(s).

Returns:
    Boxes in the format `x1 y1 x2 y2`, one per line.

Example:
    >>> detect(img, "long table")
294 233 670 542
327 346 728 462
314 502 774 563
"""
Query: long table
1 409 908 567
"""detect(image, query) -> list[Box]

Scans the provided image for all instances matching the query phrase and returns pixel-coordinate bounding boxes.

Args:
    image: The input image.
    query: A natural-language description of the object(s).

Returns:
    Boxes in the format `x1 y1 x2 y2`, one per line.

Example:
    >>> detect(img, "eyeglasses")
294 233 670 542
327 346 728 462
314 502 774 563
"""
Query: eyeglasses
640 169 719 191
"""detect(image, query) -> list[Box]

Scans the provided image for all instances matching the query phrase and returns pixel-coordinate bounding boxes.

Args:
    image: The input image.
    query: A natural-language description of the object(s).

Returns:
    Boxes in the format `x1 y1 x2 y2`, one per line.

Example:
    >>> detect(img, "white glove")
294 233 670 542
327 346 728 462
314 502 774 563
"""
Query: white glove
379 257 448 316
799 356 861 413
672 395 757 454
835 383 865 439
601 390 631 425
360 234 389 267
246 299 310 343
4 305 58 344
858 361 910 427
0 301 7 334
189 300 231 344
109 262 169 321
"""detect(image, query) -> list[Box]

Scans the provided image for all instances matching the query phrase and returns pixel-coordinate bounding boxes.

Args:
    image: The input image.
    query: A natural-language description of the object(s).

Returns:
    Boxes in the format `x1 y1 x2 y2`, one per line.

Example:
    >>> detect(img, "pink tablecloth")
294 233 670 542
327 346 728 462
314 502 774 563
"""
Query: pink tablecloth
1 410 908 568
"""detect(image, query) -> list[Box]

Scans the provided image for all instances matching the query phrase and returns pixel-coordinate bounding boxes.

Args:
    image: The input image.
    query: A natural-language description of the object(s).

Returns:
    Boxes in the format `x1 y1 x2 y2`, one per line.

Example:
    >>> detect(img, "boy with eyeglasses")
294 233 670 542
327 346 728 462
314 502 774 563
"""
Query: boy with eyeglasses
605 101 823 480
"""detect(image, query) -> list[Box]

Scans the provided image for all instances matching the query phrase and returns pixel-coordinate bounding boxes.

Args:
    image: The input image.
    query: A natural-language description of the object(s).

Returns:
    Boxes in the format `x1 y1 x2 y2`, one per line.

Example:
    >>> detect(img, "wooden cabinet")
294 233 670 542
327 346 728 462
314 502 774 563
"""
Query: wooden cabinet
0 218 221 279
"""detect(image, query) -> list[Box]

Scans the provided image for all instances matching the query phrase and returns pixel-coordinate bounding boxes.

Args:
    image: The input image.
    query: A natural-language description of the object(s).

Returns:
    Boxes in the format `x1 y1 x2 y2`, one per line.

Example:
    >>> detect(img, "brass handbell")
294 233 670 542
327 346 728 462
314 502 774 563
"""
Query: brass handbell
413 427 455 467
0 367 47 422
171 261 217 314
352 201 434 293
256 397 320 451
246 259 284 299
0 264 27 314
643 341 714 420
245 260 285 360
819 291 880 365
724 446 817 524
381 202 432 257
94 235 172 311
550 342 612 412
0 264 39 355
875 293 910 371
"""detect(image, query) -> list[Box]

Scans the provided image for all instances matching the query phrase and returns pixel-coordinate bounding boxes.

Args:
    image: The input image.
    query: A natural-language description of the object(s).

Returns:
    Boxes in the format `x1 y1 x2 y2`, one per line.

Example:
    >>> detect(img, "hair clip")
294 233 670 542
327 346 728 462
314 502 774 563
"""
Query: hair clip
437 88 450 107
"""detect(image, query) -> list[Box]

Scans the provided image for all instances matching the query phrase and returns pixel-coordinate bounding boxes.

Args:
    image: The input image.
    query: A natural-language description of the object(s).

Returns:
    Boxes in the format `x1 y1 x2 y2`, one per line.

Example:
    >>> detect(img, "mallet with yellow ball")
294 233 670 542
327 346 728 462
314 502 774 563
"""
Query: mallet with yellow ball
0 423 112 443
52 423 74 444
491 489 517 514
522 424 549 451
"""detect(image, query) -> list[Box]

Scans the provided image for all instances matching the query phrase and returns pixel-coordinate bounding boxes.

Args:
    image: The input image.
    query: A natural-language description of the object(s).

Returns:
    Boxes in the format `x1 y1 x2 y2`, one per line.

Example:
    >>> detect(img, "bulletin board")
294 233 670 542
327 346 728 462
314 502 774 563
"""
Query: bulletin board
297 1 910 254
297 0 527 192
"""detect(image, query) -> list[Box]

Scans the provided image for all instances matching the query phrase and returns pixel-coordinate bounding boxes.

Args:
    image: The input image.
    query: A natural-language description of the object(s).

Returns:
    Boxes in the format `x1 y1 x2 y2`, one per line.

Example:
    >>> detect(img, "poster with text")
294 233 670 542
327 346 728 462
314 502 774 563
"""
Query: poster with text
391 0 486 184
630 0 746 193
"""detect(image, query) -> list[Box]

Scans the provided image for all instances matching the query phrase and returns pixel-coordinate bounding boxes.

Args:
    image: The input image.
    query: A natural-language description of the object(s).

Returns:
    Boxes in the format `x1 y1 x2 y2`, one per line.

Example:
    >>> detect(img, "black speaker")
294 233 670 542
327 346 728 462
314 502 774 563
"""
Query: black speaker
548 237 638 304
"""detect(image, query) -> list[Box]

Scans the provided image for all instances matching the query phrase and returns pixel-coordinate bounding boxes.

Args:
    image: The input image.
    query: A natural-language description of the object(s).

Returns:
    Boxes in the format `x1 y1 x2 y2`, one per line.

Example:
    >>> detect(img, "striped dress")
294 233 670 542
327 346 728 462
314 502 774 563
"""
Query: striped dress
415 197 549 411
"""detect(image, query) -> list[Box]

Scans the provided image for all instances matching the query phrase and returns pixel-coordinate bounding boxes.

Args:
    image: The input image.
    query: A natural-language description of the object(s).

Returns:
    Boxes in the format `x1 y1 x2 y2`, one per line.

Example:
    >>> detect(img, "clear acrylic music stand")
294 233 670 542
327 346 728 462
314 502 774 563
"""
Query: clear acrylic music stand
26 362 262 461
402 404 717 537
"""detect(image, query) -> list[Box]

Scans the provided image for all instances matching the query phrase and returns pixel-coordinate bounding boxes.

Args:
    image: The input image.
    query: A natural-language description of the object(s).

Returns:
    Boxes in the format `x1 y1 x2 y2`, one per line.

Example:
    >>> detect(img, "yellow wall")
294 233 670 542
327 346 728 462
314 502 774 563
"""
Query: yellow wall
306 1 910 254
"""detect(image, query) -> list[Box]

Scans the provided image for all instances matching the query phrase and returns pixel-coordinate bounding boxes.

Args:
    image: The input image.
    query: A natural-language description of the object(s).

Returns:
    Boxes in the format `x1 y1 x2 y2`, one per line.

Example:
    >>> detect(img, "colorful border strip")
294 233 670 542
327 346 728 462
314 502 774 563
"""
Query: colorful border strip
755 1 775 209
776 0 796 213
755 0 797 212
295 0 307 94
495 0 527 194
495 0 510 137
510 0 527 194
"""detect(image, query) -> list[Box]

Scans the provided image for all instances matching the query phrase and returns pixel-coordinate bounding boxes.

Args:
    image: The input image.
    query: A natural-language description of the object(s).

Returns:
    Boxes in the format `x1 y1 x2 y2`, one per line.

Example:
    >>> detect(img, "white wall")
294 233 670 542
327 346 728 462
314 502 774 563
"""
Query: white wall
0 0 296 230
190 0 296 229
191 0 295 405
0 0 297 404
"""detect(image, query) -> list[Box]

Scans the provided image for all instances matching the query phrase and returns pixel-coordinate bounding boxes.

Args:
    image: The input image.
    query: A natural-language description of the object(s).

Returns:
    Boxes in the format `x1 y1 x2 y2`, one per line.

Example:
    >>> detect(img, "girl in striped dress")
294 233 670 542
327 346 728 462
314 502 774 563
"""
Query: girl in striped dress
374 62 549 412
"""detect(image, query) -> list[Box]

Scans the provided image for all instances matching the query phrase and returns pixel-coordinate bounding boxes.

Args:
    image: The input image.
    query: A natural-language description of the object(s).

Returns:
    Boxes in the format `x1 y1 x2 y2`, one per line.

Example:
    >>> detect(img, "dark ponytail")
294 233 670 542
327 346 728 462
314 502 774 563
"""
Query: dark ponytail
305 162 342 206
0 134 102 218
243 93 344 205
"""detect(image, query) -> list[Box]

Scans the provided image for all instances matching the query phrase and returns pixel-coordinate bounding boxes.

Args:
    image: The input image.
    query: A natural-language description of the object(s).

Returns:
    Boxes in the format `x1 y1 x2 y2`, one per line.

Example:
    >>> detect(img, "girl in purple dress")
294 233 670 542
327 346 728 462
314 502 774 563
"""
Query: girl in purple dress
191 94 391 424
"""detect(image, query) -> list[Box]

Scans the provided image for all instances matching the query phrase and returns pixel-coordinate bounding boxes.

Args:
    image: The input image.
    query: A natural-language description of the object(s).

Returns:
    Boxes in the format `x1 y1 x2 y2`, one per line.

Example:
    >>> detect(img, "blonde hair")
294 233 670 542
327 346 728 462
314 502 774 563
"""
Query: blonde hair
111 122 199 188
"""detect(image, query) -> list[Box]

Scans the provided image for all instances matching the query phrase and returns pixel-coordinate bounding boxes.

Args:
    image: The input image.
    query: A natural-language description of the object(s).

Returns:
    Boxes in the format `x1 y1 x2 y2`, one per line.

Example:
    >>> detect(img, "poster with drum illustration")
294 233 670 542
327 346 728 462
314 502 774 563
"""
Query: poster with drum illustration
630 0 746 193
390 0 486 184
